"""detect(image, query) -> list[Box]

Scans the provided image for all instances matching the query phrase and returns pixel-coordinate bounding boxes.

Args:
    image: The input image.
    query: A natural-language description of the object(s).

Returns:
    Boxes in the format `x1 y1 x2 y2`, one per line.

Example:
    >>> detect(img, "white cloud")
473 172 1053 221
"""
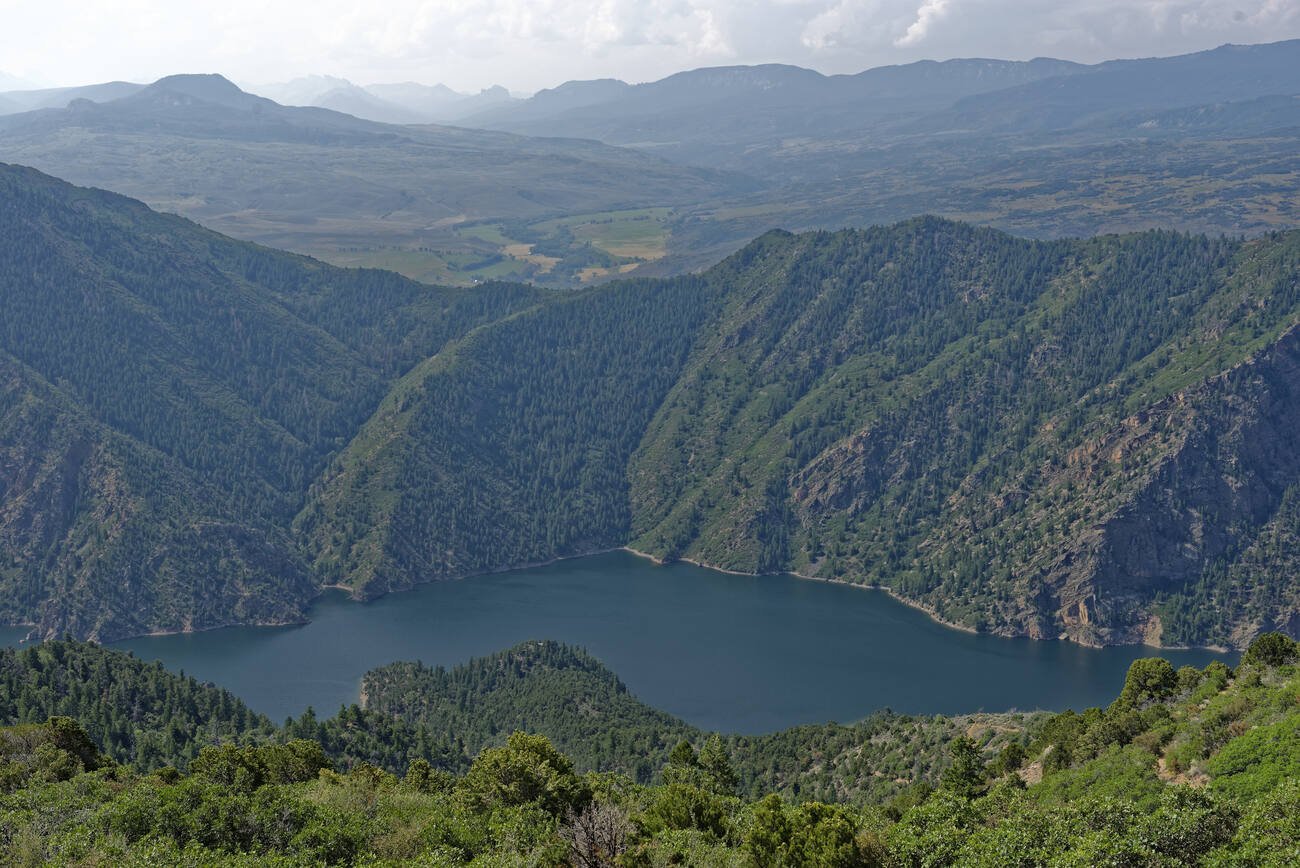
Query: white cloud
0 0 1296 93
896 0 953 46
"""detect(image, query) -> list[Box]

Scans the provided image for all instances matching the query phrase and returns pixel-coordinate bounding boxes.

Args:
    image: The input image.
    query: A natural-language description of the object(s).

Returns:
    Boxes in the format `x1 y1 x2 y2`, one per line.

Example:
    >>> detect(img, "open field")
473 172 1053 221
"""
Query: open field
533 207 673 260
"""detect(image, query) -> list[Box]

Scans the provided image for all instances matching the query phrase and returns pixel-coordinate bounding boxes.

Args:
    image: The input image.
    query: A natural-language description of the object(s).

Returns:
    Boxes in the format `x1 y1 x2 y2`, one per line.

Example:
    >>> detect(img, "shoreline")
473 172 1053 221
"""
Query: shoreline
7 547 1231 655
620 546 981 637
133 616 310 639
317 546 628 602
618 547 1232 653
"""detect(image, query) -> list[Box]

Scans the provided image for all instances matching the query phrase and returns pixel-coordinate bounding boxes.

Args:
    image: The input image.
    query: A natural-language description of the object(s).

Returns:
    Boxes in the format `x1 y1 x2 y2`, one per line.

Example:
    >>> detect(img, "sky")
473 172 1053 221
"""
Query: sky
1 0 1298 94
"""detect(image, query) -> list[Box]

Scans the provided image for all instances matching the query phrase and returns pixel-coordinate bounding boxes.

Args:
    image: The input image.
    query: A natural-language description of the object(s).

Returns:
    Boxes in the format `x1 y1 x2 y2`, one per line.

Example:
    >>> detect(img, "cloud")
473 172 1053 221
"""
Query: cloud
319 1 731 63
896 0 952 46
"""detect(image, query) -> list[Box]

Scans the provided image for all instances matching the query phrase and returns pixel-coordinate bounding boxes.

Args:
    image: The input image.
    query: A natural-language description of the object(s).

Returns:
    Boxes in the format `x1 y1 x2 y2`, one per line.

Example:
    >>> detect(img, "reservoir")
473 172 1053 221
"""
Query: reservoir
9 551 1232 733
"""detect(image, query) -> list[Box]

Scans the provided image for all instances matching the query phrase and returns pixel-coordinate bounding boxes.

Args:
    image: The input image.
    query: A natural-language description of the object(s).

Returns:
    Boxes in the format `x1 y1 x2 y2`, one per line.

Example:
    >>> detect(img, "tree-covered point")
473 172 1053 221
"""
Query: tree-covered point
2 633 1298 865
0 637 1030 808
357 640 1039 805
0 640 275 771
358 641 696 781
0 639 1034 807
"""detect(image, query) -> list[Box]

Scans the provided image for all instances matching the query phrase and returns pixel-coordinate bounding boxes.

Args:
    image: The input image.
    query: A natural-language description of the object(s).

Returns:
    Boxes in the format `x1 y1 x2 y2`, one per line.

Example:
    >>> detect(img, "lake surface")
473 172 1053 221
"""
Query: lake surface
8 552 1232 733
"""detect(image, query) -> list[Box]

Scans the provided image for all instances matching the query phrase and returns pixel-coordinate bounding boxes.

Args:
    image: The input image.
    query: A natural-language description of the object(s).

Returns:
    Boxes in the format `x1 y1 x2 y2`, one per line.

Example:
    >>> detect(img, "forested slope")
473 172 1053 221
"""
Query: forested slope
0 641 276 769
0 163 541 639
625 223 1300 648
2 634 1299 864
5 164 1300 647
295 274 718 595
302 219 1300 649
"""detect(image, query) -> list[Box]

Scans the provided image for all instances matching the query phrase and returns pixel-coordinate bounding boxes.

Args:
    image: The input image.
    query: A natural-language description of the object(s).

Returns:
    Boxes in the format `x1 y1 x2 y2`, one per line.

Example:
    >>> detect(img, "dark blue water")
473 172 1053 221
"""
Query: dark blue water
4 552 1232 733
0 626 28 647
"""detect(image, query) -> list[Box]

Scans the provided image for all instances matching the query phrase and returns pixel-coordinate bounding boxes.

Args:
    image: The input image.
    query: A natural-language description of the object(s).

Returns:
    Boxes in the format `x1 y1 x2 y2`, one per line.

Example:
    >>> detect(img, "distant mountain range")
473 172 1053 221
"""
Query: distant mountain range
0 75 516 125
0 73 736 287
463 40 1300 161
3 40 1296 286
250 75 516 124
462 40 1300 266
460 56 1089 158
0 80 146 115
3 164 1300 649
14 38 1296 151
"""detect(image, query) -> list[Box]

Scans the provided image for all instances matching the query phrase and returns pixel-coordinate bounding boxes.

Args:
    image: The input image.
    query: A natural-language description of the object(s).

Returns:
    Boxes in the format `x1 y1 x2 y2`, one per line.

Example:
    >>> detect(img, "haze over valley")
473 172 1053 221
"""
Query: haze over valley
3 39 1298 287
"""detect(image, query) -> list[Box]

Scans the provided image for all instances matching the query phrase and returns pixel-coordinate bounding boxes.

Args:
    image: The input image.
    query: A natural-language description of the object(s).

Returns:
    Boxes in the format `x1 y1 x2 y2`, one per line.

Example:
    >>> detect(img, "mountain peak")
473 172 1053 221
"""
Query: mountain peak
146 73 265 107
660 63 825 87
151 73 242 95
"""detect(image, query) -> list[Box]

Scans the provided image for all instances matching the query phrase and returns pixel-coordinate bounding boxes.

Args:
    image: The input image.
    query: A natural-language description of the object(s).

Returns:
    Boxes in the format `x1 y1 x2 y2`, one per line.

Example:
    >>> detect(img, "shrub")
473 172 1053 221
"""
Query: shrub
1242 633 1299 669
458 732 590 818
1115 659 1178 709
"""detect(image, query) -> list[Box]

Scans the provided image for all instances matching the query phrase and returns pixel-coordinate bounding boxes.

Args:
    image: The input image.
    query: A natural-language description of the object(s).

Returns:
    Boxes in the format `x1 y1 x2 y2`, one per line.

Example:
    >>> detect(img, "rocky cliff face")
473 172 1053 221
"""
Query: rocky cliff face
627 228 1300 649
1050 324 1300 646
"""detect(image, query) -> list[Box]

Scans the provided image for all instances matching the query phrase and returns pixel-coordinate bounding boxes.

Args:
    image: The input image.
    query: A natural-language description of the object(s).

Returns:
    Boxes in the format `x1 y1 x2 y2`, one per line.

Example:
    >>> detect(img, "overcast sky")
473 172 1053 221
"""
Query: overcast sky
2 0 1298 93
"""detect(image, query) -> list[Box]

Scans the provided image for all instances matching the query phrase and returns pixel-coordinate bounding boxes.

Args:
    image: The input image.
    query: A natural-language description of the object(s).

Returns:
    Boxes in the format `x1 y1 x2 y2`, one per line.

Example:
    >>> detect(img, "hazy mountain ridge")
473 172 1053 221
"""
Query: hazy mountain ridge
0 75 737 287
251 74 517 124
0 80 145 116
467 41 1297 157
3 42 1295 289
458 40 1300 277
909 39 1300 136
460 56 1089 139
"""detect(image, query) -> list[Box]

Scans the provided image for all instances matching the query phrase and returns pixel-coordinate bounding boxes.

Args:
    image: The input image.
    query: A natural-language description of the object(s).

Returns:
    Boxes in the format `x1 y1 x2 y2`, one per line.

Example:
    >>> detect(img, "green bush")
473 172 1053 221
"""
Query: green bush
458 732 590 818
1115 658 1178 709
1242 632 1299 669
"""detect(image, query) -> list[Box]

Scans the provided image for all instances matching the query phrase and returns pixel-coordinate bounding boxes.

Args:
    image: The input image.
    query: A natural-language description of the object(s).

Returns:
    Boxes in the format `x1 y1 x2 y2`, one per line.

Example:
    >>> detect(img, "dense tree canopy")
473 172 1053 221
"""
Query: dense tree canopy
2 633 1299 864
